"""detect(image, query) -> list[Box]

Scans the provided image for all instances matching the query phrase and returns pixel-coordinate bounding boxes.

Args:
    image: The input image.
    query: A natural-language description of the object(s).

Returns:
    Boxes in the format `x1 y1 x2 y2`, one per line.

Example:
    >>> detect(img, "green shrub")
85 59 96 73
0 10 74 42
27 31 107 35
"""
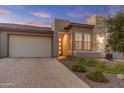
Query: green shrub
96 63 110 72
109 63 124 74
78 59 98 67
96 63 124 74
66 55 74 58
71 64 87 72
65 55 77 61
75 57 86 62
87 59 99 67
86 71 109 82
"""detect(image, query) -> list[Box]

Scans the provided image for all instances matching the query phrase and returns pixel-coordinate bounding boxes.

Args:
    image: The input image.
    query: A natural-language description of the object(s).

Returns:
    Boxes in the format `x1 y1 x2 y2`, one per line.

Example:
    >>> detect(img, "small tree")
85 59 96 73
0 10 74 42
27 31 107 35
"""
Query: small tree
107 11 124 57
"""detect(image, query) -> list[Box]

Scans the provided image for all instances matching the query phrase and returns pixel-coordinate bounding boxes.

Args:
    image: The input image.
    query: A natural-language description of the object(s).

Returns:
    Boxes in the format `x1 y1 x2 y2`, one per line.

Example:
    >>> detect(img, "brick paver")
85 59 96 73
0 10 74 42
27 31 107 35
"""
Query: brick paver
0 58 89 88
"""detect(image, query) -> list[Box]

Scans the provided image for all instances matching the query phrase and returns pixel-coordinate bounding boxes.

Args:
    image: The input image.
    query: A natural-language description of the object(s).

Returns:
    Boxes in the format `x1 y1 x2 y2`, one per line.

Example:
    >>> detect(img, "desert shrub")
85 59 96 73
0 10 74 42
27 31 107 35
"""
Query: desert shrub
86 71 109 82
65 55 77 61
96 63 110 72
75 57 87 62
109 63 124 74
66 55 74 58
78 59 99 67
96 63 124 74
71 64 87 72
87 59 99 67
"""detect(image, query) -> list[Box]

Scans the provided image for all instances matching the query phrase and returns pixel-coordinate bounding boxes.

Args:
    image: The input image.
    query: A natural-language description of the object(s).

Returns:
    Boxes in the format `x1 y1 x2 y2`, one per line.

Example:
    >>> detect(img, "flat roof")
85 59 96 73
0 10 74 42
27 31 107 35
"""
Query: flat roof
0 23 53 33
64 22 94 29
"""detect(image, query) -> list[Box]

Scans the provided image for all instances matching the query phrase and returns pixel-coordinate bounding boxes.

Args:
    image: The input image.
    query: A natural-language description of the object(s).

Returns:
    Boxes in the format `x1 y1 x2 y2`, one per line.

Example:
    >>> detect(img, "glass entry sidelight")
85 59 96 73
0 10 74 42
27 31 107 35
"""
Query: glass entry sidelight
58 32 68 57
59 37 62 56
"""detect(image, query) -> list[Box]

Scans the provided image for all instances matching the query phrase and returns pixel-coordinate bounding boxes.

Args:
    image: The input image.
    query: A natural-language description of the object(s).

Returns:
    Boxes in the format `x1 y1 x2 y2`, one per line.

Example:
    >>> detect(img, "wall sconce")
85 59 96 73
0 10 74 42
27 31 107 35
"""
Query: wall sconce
99 32 103 37
98 35 104 43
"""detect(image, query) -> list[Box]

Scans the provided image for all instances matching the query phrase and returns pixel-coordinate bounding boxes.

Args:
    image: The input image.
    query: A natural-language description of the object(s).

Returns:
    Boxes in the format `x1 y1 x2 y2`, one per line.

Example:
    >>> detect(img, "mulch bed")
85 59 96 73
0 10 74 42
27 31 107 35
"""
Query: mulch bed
58 59 124 88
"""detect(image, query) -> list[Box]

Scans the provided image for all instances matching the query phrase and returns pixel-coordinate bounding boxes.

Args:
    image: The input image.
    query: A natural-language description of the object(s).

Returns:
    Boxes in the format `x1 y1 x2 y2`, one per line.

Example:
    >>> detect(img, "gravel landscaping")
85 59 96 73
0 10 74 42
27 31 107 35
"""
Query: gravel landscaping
59 58 124 88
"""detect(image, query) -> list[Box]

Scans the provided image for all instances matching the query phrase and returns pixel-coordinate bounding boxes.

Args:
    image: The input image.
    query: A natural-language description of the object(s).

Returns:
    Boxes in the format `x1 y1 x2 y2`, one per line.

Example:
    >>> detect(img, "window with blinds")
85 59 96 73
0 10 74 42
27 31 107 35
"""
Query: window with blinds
75 33 82 50
84 33 91 50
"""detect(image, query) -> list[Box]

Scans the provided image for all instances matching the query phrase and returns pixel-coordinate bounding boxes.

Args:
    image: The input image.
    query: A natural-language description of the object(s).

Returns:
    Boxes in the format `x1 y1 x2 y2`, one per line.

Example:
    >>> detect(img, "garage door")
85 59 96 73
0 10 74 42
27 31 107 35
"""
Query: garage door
9 35 52 57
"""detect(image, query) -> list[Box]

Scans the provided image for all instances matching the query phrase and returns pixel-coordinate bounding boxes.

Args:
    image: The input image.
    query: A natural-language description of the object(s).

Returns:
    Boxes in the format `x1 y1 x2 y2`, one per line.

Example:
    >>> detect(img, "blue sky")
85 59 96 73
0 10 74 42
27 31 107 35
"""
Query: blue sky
0 5 123 27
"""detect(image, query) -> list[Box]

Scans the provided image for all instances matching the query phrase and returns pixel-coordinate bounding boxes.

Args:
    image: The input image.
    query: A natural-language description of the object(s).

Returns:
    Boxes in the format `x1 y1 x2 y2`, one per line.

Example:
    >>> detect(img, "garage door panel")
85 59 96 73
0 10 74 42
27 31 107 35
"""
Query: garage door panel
9 35 52 57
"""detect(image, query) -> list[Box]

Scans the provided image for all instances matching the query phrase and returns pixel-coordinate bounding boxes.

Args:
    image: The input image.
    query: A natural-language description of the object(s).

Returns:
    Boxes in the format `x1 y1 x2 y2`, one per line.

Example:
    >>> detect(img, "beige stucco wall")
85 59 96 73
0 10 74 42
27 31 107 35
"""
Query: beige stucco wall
0 31 8 57
52 19 70 57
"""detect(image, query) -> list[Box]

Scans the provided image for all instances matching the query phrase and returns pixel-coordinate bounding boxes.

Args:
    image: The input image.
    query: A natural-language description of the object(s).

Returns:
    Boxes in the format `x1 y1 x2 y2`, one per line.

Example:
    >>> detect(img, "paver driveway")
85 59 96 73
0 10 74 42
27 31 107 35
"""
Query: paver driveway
0 58 89 88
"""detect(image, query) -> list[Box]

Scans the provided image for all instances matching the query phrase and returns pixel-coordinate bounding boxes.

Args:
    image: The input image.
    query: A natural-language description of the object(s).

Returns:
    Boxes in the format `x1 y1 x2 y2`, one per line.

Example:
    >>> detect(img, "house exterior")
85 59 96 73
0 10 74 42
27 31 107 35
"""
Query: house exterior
0 15 123 58
52 16 106 58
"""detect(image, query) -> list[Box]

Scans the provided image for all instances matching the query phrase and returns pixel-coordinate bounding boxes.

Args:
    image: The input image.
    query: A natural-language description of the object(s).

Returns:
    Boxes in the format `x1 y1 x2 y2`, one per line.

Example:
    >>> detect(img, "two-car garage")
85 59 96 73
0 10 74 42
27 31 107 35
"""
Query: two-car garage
9 35 52 57
0 23 53 58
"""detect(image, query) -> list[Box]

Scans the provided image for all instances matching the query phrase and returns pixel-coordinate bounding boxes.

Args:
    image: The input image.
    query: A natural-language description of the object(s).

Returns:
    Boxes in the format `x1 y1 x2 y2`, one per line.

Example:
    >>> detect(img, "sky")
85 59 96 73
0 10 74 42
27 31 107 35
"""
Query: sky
0 5 123 27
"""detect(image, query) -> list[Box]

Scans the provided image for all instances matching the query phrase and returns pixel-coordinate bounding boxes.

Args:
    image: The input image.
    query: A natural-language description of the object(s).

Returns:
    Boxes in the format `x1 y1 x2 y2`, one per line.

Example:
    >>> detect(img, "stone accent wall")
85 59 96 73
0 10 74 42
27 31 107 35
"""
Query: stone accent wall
87 15 107 53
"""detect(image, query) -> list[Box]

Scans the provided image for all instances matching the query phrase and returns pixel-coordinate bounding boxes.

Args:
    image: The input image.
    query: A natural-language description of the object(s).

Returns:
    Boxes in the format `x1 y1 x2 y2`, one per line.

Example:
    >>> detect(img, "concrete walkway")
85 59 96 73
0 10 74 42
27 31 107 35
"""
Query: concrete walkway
0 58 89 88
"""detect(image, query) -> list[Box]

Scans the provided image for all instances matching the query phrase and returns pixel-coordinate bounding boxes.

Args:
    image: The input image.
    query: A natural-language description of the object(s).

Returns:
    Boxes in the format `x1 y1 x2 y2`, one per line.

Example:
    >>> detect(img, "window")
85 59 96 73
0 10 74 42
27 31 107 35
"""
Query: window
58 37 62 56
75 33 82 50
84 33 91 50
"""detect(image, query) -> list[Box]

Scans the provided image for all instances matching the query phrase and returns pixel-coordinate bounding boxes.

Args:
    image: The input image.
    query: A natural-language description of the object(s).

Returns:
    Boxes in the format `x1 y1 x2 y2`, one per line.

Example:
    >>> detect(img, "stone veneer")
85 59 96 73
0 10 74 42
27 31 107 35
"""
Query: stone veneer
87 15 107 53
